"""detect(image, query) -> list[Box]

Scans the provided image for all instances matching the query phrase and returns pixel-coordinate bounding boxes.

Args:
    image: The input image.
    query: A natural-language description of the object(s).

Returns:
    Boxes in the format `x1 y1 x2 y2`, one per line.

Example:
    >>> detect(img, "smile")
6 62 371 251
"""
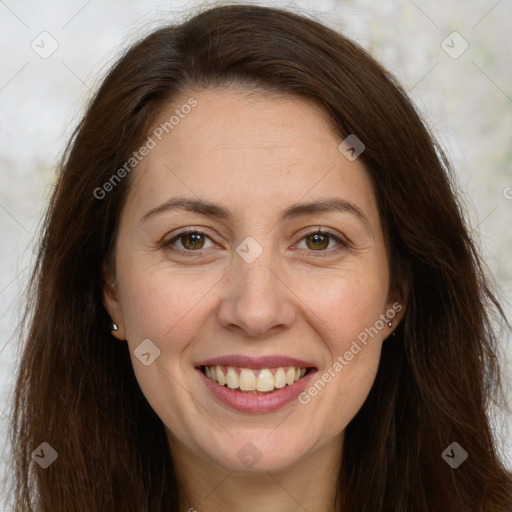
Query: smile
201 365 310 394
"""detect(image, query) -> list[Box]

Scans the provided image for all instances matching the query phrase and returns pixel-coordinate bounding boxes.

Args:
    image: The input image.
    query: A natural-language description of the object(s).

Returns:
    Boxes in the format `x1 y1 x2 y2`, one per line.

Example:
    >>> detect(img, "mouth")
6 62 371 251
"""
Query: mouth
194 355 318 413
199 365 314 394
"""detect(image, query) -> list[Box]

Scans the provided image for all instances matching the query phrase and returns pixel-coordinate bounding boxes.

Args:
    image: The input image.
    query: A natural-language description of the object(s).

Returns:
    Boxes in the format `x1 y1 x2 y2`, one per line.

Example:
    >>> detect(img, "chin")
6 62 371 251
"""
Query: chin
204 433 311 473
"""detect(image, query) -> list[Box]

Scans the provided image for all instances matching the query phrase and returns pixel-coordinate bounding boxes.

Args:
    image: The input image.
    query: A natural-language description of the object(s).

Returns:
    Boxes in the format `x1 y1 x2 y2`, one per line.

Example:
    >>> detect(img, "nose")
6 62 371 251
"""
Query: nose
217 253 296 338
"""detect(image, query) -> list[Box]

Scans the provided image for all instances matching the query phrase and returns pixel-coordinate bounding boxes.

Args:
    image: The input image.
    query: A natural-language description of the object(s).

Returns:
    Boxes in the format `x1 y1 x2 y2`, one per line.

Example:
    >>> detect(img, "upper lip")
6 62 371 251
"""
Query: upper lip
195 355 317 369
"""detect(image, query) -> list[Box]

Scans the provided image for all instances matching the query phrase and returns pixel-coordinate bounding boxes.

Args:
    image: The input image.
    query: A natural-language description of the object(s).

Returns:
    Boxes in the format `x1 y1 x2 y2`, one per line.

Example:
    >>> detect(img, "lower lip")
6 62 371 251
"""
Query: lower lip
197 368 317 413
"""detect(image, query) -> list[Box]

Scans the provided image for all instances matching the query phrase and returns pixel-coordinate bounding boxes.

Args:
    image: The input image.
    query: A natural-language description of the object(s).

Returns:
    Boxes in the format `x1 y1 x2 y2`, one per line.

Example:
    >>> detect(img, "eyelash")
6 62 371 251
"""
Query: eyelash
161 227 348 257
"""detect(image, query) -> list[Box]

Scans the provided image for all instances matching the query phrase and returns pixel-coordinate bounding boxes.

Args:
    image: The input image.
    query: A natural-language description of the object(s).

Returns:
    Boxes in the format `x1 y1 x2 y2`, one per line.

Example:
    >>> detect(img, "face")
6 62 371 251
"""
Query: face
103 87 404 473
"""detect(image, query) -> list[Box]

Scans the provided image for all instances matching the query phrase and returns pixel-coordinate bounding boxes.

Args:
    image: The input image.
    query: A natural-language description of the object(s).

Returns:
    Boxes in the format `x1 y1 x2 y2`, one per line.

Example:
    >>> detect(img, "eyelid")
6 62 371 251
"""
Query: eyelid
162 227 219 251
294 227 348 255
161 226 349 256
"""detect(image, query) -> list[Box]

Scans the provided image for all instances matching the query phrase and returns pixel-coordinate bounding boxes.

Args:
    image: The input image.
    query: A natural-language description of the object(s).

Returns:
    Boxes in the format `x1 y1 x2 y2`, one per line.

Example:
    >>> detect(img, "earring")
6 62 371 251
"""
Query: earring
110 321 119 332
387 321 392 328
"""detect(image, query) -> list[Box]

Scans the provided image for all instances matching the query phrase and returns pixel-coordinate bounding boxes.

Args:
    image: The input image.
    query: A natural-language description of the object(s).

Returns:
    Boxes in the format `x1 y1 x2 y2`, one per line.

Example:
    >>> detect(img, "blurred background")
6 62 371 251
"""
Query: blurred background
1 0 511 498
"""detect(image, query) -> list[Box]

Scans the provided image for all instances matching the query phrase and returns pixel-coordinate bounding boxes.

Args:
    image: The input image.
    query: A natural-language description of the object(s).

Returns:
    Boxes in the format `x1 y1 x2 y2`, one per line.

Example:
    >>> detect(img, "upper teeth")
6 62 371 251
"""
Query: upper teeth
204 365 307 392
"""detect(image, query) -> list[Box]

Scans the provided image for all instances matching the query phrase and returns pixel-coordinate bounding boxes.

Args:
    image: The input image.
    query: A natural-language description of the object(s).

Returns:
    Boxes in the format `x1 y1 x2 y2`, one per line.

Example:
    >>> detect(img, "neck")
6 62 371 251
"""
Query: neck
168 432 344 512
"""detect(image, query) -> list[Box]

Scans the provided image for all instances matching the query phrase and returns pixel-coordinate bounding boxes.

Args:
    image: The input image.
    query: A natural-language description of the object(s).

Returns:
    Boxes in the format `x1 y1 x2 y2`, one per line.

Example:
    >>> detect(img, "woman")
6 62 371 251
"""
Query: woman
8 4 512 511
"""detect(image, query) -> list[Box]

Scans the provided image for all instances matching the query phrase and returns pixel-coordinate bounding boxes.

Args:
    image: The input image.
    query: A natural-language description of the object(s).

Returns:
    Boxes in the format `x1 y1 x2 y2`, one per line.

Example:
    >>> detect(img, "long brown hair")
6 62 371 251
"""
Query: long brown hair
7 4 512 511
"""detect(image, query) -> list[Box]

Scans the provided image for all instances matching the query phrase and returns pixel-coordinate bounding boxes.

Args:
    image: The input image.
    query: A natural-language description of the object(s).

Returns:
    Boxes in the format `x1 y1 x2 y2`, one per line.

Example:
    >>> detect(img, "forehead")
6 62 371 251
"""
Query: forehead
125 88 377 224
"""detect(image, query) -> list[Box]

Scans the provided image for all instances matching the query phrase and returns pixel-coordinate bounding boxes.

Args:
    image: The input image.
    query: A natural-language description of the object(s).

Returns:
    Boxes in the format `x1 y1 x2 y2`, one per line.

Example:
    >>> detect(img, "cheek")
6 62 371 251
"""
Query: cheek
115 262 219 422
298 271 388 422
118 253 223 345
305 268 389 349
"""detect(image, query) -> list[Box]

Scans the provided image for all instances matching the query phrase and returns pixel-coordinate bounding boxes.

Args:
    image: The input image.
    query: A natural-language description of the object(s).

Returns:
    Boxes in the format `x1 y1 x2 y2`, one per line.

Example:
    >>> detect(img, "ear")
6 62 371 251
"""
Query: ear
385 272 408 334
101 261 127 340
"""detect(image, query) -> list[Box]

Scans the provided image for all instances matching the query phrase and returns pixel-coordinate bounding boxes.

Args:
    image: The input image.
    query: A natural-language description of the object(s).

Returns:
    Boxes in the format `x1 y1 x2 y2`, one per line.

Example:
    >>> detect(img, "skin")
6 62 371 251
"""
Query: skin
103 87 405 512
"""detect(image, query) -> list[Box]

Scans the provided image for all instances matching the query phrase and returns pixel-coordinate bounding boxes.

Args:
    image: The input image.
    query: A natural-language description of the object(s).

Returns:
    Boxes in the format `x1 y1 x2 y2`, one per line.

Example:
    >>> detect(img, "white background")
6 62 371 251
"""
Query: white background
1 0 511 502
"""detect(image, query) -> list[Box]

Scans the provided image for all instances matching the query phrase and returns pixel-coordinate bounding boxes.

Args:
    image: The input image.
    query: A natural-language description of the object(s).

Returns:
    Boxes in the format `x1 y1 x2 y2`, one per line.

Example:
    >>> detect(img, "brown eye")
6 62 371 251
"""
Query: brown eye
163 228 346 257
163 229 215 254
305 232 330 251
180 232 206 250
297 229 346 253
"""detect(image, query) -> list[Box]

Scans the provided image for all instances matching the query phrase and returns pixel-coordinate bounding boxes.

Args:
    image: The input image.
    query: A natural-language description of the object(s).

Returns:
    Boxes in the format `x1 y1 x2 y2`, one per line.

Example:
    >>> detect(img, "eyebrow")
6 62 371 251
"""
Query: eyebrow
140 196 371 231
